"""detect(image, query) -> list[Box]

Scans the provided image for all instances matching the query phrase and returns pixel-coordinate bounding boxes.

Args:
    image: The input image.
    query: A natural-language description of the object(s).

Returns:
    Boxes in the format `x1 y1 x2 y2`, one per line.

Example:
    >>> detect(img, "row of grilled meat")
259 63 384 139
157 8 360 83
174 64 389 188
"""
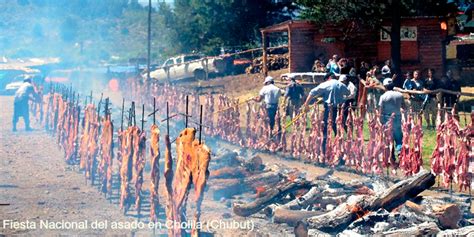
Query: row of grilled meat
43 91 212 237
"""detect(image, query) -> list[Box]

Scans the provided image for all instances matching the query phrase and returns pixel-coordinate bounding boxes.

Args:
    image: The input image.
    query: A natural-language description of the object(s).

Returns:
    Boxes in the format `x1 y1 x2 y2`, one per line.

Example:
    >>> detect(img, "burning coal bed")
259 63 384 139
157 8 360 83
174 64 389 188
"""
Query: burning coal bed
201 147 474 236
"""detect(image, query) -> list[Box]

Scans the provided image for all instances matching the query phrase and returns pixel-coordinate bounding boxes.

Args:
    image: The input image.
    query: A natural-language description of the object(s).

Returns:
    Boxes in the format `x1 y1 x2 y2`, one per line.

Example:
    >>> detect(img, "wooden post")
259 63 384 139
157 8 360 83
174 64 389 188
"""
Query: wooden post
105 98 109 119
287 24 291 73
97 93 103 119
185 95 189 128
153 97 156 125
142 0 151 91
166 101 170 134
132 101 136 126
199 104 203 144
141 104 145 131
262 31 268 76
121 98 125 131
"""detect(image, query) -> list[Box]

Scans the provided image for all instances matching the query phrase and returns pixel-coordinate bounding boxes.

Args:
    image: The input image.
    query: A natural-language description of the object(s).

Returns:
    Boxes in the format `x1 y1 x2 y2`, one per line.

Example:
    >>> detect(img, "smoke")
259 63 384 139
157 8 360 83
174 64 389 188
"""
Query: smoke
0 1 171 67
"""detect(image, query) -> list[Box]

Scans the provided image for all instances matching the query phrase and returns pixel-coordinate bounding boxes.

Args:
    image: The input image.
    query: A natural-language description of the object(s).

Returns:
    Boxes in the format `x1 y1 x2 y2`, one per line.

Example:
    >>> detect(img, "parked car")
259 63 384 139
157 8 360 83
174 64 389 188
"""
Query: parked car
146 54 231 83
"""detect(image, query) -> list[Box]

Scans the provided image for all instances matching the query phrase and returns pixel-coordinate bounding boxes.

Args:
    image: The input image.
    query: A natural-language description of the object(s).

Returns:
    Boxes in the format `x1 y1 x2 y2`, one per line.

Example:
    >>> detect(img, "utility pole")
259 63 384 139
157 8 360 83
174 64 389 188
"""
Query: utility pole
147 0 152 84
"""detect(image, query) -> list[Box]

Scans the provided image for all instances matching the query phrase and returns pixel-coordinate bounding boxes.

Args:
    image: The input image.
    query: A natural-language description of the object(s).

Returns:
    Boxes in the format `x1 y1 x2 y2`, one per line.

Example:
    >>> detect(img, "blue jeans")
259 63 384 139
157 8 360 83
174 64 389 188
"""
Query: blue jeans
322 103 337 154
266 106 277 131
381 114 402 153
13 98 30 130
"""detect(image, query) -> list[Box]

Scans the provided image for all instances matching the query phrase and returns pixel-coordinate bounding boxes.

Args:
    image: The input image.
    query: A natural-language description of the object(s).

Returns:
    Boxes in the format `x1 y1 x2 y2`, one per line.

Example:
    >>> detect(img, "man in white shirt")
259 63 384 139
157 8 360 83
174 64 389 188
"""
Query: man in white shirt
13 76 37 131
254 76 284 131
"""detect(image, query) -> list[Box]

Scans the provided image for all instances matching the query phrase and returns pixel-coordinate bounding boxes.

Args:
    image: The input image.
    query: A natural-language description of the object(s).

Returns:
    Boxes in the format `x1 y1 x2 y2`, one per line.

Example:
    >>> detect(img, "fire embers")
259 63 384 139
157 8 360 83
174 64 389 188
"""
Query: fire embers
165 128 212 237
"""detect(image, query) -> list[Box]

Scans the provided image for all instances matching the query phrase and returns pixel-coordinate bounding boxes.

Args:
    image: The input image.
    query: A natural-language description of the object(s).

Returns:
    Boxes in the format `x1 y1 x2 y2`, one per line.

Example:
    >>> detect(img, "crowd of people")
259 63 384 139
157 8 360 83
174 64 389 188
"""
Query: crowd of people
257 55 464 158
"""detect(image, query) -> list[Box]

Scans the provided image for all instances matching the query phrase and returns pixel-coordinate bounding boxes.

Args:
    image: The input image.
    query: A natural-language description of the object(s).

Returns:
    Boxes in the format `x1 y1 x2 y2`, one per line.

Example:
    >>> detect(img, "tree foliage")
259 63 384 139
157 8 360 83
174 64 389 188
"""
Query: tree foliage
297 0 456 26
1 0 298 64
171 0 297 55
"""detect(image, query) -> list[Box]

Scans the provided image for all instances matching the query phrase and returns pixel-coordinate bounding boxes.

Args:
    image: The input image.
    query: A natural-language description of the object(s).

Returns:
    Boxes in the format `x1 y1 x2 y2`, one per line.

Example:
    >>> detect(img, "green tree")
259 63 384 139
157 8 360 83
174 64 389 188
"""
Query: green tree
172 0 295 55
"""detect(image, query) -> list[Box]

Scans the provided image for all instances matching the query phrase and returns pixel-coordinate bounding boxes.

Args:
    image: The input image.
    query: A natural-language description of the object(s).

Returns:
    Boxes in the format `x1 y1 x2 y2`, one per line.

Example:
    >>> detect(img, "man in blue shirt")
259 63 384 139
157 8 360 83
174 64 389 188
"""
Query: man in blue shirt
302 73 350 154
379 78 405 155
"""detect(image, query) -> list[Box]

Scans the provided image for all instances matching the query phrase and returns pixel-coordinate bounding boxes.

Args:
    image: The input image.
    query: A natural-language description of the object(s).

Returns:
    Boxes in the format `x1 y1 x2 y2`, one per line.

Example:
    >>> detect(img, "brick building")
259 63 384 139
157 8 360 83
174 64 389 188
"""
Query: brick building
260 17 449 76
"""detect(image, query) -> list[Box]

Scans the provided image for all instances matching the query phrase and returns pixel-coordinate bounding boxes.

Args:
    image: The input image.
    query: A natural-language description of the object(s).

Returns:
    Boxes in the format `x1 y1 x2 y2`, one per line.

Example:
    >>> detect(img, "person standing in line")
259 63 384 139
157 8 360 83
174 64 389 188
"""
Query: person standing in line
439 69 461 108
366 67 383 114
403 70 425 113
254 76 284 132
302 73 350 154
421 68 438 129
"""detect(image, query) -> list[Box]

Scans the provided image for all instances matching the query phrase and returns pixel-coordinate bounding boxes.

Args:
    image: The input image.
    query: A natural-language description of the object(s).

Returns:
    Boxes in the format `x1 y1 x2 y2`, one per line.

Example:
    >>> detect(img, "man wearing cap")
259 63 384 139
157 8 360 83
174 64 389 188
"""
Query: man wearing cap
12 76 37 131
379 78 405 156
284 75 305 118
254 76 284 131
302 73 350 154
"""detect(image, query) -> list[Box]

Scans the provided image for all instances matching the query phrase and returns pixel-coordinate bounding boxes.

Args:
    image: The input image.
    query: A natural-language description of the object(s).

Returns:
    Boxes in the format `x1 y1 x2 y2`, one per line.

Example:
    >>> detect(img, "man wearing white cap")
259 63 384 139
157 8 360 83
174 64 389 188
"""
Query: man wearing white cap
12 75 37 131
254 76 284 131
379 78 405 155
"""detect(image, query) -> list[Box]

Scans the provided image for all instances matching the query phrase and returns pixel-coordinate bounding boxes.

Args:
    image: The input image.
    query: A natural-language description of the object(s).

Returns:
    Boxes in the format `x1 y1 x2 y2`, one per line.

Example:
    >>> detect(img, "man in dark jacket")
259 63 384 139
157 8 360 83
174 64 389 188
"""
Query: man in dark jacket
285 75 305 118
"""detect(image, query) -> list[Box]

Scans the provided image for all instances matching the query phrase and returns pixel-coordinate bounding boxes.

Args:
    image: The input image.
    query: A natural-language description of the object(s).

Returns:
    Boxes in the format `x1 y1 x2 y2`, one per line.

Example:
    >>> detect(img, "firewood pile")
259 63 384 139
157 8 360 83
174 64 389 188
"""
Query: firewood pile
245 54 289 74
224 168 474 236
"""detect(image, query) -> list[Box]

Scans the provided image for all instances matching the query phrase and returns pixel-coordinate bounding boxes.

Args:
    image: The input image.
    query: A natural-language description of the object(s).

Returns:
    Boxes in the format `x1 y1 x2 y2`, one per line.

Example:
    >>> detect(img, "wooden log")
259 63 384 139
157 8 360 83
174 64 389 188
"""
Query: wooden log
405 201 461 229
210 166 250 179
382 222 440 236
273 208 321 227
208 171 281 200
294 170 435 235
233 179 313 217
437 225 474 236
278 186 322 210
432 204 461 229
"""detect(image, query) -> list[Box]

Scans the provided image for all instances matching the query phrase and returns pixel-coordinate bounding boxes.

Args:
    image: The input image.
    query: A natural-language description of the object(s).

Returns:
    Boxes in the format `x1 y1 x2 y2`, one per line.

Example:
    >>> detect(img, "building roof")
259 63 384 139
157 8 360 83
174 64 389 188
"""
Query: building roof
260 20 315 33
